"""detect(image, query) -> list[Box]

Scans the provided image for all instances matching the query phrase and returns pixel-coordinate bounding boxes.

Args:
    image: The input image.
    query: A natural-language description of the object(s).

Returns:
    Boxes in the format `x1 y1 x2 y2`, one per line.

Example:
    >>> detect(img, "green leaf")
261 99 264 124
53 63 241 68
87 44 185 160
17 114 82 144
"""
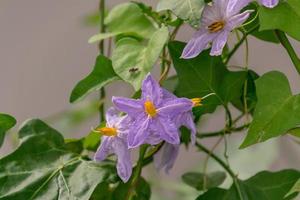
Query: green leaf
0 119 116 200
259 0 300 41
289 127 300 138
157 0 205 27
285 178 300 198
89 2 157 43
182 171 226 191
0 113 16 147
168 41 247 116
70 55 119 103
240 71 300 148
112 27 169 90
197 170 300 200
112 177 151 200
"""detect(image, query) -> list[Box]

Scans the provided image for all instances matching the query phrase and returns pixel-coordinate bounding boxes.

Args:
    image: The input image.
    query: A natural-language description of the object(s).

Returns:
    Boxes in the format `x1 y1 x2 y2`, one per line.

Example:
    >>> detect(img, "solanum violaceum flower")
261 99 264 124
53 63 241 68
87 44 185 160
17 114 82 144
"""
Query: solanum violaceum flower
259 0 279 8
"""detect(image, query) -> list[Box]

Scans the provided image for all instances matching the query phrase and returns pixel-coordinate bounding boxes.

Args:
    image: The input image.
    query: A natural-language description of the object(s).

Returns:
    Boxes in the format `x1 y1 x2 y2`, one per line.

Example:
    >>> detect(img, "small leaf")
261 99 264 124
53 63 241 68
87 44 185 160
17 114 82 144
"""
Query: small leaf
240 71 300 148
259 0 300 41
157 0 205 27
182 171 226 191
70 55 119 103
112 26 169 90
0 113 16 147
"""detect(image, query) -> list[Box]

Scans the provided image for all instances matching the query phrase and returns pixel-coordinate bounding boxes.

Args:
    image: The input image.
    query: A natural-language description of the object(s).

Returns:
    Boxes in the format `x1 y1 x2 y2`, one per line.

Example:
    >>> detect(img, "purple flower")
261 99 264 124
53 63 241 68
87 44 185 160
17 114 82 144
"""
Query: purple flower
112 74 193 148
259 0 278 8
181 0 252 58
94 107 132 182
154 143 180 173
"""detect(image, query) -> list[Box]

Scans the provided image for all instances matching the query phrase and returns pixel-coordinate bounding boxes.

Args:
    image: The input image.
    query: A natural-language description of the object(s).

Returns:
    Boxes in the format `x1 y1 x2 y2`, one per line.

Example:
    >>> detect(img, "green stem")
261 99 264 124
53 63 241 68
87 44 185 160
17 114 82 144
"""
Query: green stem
99 0 106 122
197 123 250 138
195 142 244 200
126 145 148 200
275 30 300 75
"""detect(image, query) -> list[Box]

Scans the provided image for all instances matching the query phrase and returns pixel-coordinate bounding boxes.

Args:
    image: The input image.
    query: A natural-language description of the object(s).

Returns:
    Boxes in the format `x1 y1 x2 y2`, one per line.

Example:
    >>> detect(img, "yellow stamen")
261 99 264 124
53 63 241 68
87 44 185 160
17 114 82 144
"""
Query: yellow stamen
208 21 225 33
191 98 202 107
96 127 117 137
144 100 157 117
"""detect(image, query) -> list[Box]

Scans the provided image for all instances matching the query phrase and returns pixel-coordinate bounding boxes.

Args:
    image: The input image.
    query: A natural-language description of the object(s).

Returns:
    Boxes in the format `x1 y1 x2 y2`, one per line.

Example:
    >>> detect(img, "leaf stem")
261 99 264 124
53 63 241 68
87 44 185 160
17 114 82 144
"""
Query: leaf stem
275 30 300 75
98 0 106 122
197 123 250 138
195 142 244 200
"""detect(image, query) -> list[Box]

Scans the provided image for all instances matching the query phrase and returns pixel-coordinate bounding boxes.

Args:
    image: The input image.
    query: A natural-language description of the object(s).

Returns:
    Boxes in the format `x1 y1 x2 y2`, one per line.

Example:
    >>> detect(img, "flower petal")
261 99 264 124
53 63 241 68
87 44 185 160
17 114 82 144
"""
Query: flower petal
154 143 180 173
226 10 253 30
210 31 229 56
94 137 112 161
225 0 251 16
201 4 222 26
260 0 279 8
181 29 215 59
113 138 132 183
158 98 193 116
112 96 143 116
128 115 151 148
176 112 196 144
141 74 162 105
105 107 120 127
162 88 176 100
155 117 180 145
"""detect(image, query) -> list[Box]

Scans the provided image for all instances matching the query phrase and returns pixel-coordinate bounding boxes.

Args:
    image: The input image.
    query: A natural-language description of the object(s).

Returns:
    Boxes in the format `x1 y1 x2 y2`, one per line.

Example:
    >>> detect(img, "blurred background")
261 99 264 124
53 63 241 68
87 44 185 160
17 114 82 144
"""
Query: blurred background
0 0 299 199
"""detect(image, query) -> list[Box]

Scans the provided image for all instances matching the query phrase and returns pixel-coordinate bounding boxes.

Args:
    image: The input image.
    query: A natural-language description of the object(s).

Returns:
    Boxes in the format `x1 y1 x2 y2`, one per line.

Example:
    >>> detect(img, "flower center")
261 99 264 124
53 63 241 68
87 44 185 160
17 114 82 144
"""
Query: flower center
191 98 202 107
144 100 157 117
96 127 117 137
208 21 225 33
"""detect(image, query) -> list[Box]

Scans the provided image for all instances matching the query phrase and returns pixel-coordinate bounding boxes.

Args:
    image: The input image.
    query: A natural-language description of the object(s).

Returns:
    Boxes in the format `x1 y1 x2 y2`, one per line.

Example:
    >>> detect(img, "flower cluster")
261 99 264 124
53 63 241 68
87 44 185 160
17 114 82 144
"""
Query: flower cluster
94 74 200 182
181 0 278 59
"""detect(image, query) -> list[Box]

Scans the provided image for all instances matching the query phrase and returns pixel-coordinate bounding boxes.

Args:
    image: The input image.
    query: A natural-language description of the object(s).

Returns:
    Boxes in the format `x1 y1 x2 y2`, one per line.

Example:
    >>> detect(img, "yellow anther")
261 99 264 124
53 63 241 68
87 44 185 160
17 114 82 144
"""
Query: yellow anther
96 127 117 137
191 98 202 107
208 21 225 33
144 100 157 117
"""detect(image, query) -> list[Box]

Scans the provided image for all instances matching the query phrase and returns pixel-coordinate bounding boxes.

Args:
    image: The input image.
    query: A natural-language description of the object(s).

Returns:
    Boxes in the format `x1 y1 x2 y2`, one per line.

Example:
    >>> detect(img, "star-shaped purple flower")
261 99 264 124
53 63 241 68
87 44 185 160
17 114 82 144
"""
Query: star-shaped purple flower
154 143 180 173
181 0 253 58
259 0 278 8
112 74 193 148
94 107 132 182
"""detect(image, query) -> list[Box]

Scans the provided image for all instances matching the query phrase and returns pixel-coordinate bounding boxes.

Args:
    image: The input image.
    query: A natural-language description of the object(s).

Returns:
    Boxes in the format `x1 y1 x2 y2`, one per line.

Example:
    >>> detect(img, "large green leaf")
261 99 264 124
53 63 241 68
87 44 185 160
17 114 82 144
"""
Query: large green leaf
0 113 16 148
0 119 116 200
182 171 226 191
89 2 157 43
70 55 119 103
196 170 300 200
157 0 205 27
259 0 300 41
112 27 169 90
169 41 247 116
240 71 300 148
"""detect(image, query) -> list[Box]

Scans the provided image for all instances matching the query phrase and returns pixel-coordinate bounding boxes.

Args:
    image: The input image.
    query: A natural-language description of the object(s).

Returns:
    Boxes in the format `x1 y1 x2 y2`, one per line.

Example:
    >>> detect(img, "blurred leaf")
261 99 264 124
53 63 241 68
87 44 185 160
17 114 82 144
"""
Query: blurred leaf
162 75 178 92
70 55 119 103
289 127 300 138
182 171 226 191
113 177 151 200
197 170 300 200
285 178 300 198
259 0 300 41
180 126 192 147
169 41 247 116
89 2 157 43
157 0 205 27
112 27 169 90
64 138 84 154
0 119 116 200
90 182 113 200
0 113 16 147
82 10 108 27
240 71 300 148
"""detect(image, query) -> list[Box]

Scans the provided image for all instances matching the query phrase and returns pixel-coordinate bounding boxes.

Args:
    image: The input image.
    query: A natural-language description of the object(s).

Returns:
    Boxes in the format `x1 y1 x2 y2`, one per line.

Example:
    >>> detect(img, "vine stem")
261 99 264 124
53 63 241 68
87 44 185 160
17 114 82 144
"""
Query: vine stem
197 123 250 138
274 30 300 75
195 142 244 200
98 0 106 122
125 145 148 200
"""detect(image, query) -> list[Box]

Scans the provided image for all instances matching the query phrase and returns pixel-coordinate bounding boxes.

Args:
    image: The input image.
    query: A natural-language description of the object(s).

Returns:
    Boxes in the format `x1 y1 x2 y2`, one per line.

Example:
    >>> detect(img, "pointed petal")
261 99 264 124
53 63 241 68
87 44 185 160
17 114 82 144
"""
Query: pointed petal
260 0 279 8
177 112 197 144
201 4 222 26
112 96 143 116
154 143 180 173
105 107 120 127
141 74 162 105
156 117 180 145
94 137 112 161
225 0 251 16
226 10 253 30
181 29 215 59
113 138 132 183
128 115 151 148
158 98 193 116
210 31 229 56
